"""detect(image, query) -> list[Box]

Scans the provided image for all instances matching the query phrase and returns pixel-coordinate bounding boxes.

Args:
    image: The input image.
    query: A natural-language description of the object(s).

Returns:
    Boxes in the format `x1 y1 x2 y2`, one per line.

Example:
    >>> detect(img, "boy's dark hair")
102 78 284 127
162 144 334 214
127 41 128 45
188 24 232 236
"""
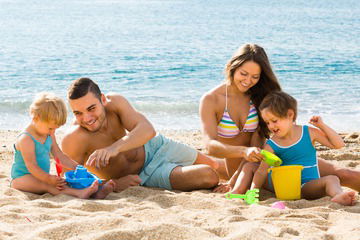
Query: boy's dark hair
259 91 298 121
67 77 102 101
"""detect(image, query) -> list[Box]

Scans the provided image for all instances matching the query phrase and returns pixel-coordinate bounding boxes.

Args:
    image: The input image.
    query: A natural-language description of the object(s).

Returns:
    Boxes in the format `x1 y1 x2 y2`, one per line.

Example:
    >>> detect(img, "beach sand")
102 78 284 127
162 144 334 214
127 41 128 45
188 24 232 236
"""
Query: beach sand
1 130 360 240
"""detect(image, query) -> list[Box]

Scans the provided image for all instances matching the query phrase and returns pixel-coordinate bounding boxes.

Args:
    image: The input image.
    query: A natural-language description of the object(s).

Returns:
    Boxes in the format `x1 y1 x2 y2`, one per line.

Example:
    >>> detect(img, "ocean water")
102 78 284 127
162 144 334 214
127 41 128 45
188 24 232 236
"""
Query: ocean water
0 0 359 132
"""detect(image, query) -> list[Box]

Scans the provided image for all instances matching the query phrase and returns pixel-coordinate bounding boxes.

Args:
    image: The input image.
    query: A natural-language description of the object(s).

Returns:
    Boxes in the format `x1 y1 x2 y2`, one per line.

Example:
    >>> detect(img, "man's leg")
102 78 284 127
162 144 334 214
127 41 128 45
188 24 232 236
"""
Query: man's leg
170 165 219 191
318 158 360 192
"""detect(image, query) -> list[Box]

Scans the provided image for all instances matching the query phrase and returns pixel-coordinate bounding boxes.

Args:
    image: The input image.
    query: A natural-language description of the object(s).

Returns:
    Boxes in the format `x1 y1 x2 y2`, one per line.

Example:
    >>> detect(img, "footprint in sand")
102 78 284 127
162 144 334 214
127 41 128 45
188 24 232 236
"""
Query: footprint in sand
278 227 300 237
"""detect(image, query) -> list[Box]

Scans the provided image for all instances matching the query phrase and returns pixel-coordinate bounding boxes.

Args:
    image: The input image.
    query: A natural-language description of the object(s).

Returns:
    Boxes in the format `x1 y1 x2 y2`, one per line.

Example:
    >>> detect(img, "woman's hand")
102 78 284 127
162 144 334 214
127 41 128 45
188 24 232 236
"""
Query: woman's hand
245 147 264 162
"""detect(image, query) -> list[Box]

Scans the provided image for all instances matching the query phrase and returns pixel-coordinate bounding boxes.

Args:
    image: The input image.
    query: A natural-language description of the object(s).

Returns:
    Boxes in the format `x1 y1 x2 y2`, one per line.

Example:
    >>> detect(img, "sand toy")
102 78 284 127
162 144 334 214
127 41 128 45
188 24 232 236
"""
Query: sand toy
261 149 282 167
65 165 102 189
55 157 62 176
225 189 259 205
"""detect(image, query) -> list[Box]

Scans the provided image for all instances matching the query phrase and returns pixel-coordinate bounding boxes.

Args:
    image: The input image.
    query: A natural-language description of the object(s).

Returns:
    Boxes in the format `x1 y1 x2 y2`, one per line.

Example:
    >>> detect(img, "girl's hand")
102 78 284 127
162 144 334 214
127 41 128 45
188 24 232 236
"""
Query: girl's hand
213 182 232 193
245 147 264 162
48 175 67 190
309 116 324 128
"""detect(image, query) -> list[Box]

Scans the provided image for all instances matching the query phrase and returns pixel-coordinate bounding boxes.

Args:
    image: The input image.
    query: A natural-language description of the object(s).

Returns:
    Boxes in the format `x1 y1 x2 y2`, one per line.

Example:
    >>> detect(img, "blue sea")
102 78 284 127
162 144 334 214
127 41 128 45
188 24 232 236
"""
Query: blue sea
0 0 359 132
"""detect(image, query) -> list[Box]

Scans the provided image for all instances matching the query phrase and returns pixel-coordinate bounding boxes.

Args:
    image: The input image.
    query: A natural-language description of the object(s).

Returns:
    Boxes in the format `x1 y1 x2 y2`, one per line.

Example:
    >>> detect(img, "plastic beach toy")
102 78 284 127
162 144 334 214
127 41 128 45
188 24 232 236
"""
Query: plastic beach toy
65 165 102 189
261 150 282 167
271 201 286 209
55 157 62 177
225 189 260 205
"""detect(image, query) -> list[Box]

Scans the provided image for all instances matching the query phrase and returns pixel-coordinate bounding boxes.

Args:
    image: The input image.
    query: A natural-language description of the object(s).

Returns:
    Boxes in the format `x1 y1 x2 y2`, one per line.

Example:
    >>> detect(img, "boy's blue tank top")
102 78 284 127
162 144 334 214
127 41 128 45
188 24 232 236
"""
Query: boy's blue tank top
11 132 52 179
267 125 320 185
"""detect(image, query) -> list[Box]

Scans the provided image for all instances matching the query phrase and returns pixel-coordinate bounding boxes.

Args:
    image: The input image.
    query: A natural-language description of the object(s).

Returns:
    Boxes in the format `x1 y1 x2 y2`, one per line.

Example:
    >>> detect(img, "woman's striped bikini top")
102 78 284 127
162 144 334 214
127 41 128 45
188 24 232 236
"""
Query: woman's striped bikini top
217 86 259 138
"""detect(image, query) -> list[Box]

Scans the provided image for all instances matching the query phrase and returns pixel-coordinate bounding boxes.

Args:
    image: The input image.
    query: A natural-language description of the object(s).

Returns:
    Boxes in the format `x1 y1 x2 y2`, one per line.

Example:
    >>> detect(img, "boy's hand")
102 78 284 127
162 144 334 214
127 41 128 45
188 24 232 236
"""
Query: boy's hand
48 175 67 190
246 147 264 162
309 116 325 128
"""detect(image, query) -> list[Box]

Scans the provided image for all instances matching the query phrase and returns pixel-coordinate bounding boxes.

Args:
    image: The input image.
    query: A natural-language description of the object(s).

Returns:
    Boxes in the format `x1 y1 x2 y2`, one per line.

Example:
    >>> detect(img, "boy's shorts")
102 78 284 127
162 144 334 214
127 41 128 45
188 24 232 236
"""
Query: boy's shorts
139 134 197 190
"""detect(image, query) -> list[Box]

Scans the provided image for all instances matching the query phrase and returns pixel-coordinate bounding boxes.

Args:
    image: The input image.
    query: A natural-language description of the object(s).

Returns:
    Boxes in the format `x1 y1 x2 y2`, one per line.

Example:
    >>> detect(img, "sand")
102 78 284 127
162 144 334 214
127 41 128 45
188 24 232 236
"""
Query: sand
1 130 360 240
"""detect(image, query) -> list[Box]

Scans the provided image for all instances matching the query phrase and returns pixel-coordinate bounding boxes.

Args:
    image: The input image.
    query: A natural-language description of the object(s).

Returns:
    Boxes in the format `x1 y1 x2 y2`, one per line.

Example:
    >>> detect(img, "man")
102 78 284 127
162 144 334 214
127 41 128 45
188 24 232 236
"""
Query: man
61 78 219 194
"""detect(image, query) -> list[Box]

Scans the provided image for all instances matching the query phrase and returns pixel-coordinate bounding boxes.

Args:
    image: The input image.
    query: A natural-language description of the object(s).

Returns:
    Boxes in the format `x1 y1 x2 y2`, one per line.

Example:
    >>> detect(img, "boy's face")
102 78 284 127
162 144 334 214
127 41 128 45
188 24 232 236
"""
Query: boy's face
261 108 294 138
68 92 106 132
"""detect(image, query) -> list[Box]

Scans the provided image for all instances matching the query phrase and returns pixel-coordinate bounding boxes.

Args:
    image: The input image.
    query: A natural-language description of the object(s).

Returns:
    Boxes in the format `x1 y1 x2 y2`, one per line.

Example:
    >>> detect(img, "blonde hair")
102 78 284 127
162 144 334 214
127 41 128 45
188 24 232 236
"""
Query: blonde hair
30 92 67 126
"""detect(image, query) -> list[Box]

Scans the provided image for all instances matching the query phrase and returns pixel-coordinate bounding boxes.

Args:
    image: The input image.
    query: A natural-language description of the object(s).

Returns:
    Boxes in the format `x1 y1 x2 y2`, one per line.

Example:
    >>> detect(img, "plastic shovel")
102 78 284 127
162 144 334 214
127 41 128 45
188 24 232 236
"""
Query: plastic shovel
55 157 63 177
261 150 282 167
225 189 260 205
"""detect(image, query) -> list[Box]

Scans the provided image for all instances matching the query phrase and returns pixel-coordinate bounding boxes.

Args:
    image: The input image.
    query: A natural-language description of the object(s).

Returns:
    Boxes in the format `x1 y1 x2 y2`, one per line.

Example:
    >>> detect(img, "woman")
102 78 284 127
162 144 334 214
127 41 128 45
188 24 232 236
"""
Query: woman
200 43 360 193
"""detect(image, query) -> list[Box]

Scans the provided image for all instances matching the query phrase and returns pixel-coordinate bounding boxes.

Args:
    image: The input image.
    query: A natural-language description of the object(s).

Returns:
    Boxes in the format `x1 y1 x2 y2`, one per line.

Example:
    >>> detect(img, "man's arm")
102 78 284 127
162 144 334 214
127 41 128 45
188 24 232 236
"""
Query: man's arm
86 95 156 168
108 95 156 153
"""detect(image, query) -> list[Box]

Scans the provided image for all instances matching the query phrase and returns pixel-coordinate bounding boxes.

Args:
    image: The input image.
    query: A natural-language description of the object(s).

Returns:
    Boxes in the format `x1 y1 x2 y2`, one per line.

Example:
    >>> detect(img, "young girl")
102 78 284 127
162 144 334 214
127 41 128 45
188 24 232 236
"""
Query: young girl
249 91 356 206
11 92 100 198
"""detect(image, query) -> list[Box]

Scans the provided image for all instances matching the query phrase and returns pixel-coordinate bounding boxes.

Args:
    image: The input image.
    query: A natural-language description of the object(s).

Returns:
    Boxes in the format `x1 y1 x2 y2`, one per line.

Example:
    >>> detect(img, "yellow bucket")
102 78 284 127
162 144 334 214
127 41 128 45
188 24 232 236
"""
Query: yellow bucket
268 165 304 200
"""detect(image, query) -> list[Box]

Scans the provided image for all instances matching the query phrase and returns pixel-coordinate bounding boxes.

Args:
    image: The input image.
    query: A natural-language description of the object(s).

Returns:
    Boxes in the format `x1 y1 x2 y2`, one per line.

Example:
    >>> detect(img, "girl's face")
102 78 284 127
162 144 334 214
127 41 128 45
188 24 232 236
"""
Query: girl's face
261 108 294 138
34 119 59 136
232 61 261 92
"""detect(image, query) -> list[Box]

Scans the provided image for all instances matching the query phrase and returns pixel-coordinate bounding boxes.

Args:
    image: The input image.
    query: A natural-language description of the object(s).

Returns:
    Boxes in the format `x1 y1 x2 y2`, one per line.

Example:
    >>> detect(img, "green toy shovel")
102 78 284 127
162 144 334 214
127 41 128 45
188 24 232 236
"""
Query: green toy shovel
225 189 260 205
261 150 282 167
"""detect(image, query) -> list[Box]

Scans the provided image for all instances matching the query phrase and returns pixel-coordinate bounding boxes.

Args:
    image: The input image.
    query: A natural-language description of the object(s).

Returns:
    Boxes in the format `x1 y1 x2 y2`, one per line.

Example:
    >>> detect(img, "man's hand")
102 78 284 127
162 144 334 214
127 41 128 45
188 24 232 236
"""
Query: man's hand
86 145 118 168
245 147 264 162
48 175 67 190
309 116 325 128
112 175 142 192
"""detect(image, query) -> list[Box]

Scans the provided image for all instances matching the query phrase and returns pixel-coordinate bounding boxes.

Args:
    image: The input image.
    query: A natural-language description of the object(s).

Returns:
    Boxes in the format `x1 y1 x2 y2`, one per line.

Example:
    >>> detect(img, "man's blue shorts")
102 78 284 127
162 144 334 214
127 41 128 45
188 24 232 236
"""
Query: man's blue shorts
139 134 197 190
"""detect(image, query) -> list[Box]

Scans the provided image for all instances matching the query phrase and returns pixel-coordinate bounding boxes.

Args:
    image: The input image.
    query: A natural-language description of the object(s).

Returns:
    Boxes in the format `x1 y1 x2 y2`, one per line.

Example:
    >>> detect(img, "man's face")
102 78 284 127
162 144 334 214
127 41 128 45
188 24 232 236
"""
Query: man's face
69 92 106 132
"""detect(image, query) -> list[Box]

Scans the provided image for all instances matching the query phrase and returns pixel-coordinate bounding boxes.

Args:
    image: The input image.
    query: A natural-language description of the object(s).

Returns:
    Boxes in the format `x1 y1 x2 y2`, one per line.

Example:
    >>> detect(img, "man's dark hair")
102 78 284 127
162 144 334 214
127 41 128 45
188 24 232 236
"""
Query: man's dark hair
67 77 102 101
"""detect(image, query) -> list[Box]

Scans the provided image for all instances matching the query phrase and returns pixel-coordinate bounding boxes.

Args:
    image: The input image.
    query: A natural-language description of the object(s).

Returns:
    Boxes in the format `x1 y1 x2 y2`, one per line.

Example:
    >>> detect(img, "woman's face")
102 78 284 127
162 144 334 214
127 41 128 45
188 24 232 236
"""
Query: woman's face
232 61 261 92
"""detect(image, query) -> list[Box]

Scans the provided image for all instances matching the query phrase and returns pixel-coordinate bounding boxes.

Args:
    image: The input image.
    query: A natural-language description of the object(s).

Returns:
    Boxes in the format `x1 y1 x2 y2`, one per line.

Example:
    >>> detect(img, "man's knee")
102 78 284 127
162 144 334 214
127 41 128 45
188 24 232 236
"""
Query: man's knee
200 166 219 188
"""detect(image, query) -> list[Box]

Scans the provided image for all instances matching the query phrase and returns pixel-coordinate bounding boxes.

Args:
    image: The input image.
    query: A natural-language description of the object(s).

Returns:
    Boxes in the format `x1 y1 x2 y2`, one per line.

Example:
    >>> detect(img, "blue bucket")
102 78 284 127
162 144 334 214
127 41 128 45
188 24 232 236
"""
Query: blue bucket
65 165 102 189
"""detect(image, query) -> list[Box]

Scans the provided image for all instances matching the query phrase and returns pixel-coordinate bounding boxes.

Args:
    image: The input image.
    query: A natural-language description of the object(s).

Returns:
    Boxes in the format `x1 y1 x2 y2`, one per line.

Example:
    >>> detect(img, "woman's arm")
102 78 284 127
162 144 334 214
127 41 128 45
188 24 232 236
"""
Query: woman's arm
309 116 345 149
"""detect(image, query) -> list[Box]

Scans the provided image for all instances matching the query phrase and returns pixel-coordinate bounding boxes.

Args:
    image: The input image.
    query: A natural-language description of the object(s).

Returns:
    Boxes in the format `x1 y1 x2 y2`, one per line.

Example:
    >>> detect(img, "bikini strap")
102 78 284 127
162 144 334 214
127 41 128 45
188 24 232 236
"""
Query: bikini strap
225 85 228 111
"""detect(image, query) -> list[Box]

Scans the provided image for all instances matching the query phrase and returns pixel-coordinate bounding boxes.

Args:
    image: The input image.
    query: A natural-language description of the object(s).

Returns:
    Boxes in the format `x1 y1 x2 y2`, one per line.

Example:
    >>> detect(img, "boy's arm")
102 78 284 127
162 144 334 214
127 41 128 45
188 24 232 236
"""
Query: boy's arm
50 133 78 171
17 135 63 186
309 116 345 149
250 144 273 189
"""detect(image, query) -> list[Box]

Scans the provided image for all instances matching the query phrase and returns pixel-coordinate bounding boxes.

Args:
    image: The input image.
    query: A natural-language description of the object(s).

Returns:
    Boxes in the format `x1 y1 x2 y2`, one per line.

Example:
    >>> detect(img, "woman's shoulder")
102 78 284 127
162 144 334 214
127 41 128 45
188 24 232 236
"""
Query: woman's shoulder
201 84 226 102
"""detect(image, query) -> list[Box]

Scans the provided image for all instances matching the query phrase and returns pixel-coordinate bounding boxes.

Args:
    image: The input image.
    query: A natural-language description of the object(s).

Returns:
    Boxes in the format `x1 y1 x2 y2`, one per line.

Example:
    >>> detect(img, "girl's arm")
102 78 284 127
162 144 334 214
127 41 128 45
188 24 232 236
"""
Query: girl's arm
17 135 65 187
50 133 78 171
250 144 273 189
309 116 345 149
